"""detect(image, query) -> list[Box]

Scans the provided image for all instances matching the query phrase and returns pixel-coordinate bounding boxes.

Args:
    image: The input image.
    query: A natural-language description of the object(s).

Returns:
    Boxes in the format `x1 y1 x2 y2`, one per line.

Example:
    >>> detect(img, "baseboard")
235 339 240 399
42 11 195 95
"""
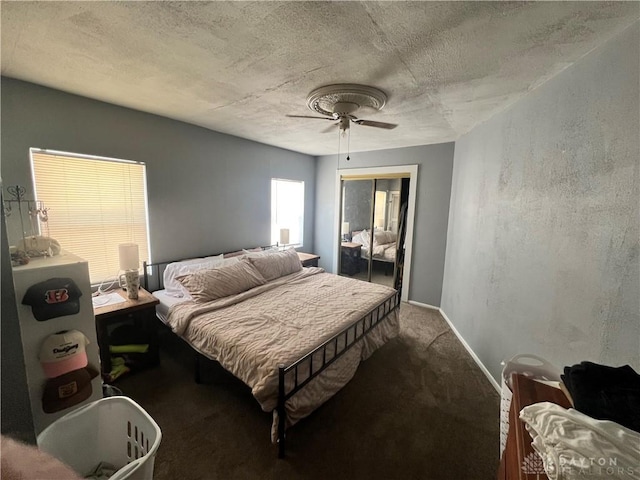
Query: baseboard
407 300 440 311
437 309 501 394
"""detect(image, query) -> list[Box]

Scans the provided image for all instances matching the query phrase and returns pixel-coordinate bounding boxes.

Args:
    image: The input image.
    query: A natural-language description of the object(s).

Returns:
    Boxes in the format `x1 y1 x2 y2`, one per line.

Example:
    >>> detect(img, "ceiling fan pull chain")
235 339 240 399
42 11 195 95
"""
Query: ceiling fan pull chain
337 128 342 169
346 127 351 161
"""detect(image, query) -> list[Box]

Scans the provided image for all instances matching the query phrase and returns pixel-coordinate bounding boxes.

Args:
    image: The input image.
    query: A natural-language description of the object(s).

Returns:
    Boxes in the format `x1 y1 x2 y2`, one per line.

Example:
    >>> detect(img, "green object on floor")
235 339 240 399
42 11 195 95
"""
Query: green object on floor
112 356 125 365
108 358 130 381
109 344 149 354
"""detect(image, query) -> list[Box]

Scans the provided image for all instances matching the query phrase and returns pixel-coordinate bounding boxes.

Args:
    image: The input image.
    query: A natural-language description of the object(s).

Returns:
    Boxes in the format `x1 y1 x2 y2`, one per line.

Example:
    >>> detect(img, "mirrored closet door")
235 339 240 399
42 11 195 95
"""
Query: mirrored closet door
339 175 409 292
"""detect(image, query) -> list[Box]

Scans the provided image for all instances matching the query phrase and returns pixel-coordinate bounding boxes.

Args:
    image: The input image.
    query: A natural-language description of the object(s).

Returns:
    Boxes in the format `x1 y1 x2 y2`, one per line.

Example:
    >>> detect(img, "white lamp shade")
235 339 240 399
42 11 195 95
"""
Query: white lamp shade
118 243 139 271
279 228 290 245
342 222 350 235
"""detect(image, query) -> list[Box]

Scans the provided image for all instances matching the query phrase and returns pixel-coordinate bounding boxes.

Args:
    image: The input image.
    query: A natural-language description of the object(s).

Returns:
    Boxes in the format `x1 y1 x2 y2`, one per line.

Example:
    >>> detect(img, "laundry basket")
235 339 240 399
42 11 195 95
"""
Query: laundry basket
499 354 559 457
37 396 162 480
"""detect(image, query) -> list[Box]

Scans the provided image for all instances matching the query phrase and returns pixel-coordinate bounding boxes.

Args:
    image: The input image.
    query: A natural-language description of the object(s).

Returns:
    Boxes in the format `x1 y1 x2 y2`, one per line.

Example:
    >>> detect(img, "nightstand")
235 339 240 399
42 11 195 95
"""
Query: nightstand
93 287 159 381
340 242 362 275
297 252 320 267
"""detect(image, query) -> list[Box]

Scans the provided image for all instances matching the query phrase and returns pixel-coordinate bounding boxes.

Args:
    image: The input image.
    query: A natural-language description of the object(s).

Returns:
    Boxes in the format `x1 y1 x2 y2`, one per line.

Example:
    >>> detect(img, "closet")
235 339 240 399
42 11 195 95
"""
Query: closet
338 174 410 294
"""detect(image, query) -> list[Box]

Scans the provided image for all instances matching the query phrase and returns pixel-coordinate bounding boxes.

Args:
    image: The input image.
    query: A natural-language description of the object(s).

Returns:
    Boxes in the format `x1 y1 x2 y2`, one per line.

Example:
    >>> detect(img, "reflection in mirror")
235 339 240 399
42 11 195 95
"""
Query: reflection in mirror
339 179 372 280
339 178 405 289
362 178 401 288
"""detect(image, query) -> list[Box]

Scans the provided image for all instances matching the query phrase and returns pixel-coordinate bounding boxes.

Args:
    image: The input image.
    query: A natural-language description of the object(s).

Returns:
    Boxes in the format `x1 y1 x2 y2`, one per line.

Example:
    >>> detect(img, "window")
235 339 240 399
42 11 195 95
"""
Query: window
271 179 304 247
30 149 150 284
374 190 387 229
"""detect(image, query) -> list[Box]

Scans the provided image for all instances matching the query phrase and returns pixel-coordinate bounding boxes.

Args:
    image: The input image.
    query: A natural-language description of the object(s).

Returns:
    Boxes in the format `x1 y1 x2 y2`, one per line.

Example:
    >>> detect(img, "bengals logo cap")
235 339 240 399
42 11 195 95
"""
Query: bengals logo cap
22 277 82 322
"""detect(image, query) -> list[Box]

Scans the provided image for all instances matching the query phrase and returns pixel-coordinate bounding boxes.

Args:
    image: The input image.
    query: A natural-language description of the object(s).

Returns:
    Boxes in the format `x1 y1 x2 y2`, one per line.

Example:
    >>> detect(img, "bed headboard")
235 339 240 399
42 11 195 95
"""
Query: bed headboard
142 245 274 292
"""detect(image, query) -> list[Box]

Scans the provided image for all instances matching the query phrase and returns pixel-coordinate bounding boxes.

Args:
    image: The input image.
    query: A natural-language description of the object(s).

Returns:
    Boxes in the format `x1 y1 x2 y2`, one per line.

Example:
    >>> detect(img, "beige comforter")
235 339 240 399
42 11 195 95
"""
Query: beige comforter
166 267 399 439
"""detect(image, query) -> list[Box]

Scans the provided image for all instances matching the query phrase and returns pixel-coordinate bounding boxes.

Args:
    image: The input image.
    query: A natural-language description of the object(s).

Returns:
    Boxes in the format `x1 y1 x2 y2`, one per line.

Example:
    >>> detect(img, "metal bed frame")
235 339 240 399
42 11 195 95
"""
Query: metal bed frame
142 247 401 458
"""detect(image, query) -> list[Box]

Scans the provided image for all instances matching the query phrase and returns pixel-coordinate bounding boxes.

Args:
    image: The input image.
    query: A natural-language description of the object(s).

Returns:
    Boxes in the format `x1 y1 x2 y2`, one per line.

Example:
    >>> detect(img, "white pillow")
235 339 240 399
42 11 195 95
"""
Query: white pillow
374 230 397 245
242 246 278 256
163 258 204 297
223 246 270 259
163 254 226 297
203 254 227 262
352 230 370 248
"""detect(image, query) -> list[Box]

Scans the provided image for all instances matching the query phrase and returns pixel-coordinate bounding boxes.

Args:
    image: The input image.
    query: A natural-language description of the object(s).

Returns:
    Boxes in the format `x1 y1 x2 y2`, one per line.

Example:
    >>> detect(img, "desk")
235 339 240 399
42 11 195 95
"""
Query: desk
93 287 159 380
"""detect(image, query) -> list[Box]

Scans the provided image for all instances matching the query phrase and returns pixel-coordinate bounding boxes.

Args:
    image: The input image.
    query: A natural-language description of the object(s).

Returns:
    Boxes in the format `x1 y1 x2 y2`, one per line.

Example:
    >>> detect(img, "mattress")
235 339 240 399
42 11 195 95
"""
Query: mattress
152 289 189 324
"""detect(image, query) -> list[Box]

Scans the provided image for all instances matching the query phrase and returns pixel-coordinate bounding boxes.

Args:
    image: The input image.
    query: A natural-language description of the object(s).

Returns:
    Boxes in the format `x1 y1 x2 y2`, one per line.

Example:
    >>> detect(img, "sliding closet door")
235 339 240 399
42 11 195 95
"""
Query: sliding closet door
339 177 401 287
369 179 400 288
337 167 415 299
339 179 373 280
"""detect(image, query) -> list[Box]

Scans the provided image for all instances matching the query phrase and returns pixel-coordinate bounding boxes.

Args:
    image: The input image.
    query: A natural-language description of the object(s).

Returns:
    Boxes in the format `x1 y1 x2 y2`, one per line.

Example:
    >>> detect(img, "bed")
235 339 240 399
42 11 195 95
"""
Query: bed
143 247 400 457
351 229 397 276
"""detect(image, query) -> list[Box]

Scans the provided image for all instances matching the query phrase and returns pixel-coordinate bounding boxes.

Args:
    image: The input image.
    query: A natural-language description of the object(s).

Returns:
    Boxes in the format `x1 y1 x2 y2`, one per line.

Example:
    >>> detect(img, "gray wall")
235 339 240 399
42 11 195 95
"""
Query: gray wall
1 204 35 443
344 180 374 234
1 78 316 263
441 23 640 382
315 144 455 306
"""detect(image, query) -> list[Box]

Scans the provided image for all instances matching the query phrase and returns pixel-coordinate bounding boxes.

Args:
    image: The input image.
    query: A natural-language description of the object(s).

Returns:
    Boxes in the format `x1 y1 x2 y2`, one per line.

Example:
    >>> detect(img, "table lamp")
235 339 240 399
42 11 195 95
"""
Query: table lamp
118 243 140 299
342 222 350 241
279 228 290 250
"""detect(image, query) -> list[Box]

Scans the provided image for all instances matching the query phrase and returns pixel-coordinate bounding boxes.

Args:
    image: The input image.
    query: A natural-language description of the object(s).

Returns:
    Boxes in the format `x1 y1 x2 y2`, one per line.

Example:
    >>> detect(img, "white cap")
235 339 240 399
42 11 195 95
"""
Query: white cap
39 330 89 378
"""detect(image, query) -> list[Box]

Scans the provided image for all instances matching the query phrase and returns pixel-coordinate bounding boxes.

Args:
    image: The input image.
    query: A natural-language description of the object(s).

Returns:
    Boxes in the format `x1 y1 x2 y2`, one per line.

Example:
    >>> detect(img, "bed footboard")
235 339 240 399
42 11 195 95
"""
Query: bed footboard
276 289 401 458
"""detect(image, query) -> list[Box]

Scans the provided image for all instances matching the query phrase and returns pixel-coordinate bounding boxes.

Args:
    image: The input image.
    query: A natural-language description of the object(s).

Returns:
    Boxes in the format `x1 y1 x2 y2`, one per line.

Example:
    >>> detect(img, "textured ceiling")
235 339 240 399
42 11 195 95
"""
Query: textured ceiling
1 2 638 156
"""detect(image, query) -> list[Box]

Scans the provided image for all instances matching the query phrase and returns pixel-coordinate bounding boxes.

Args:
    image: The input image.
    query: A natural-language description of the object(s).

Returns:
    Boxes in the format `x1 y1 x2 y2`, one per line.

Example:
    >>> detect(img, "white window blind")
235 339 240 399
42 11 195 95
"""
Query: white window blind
31 149 150 284
271 179 304 247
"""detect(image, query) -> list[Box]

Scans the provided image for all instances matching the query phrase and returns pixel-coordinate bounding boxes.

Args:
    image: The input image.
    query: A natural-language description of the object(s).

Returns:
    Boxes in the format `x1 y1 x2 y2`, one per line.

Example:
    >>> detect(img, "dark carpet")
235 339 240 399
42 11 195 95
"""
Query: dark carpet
116 302 500 480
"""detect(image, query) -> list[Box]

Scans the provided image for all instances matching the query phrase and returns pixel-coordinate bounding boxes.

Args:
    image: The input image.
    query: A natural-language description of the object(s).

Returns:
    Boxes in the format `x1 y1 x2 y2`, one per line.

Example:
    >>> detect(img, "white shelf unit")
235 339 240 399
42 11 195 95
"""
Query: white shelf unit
12 251 102 435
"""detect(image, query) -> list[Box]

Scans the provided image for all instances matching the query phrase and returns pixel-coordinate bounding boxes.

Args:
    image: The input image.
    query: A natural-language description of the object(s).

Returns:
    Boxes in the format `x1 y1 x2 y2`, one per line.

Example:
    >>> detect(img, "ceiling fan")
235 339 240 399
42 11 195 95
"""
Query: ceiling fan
287 84 398 133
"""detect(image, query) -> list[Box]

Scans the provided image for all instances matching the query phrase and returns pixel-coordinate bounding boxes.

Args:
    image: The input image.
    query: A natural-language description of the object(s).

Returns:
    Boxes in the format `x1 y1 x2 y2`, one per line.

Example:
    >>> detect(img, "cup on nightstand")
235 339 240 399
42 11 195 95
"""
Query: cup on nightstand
119 270 139 300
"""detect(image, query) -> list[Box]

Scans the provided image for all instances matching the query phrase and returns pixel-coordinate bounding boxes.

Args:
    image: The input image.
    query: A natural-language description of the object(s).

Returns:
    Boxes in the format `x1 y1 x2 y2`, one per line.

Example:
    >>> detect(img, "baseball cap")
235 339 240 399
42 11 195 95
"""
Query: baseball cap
22 277 82 322
39 330 89 379
41 366 98 414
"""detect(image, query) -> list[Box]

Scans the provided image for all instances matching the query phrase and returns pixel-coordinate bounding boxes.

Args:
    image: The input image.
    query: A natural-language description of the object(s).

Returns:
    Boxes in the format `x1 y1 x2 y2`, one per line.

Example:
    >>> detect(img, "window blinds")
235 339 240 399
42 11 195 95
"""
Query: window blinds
31 150 149 284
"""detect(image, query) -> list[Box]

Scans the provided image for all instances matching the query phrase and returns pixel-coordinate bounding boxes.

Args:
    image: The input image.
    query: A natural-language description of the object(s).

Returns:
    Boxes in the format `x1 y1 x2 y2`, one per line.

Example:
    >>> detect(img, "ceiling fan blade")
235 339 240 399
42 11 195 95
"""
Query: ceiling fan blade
286 114 333 121
321 123 339 134
353 119 398 129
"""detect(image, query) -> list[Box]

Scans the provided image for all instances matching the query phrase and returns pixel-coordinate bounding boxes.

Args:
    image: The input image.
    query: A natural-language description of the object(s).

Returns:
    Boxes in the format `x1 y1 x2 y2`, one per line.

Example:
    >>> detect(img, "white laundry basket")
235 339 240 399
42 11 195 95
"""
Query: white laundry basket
37 396 162 480
499 354 559 457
